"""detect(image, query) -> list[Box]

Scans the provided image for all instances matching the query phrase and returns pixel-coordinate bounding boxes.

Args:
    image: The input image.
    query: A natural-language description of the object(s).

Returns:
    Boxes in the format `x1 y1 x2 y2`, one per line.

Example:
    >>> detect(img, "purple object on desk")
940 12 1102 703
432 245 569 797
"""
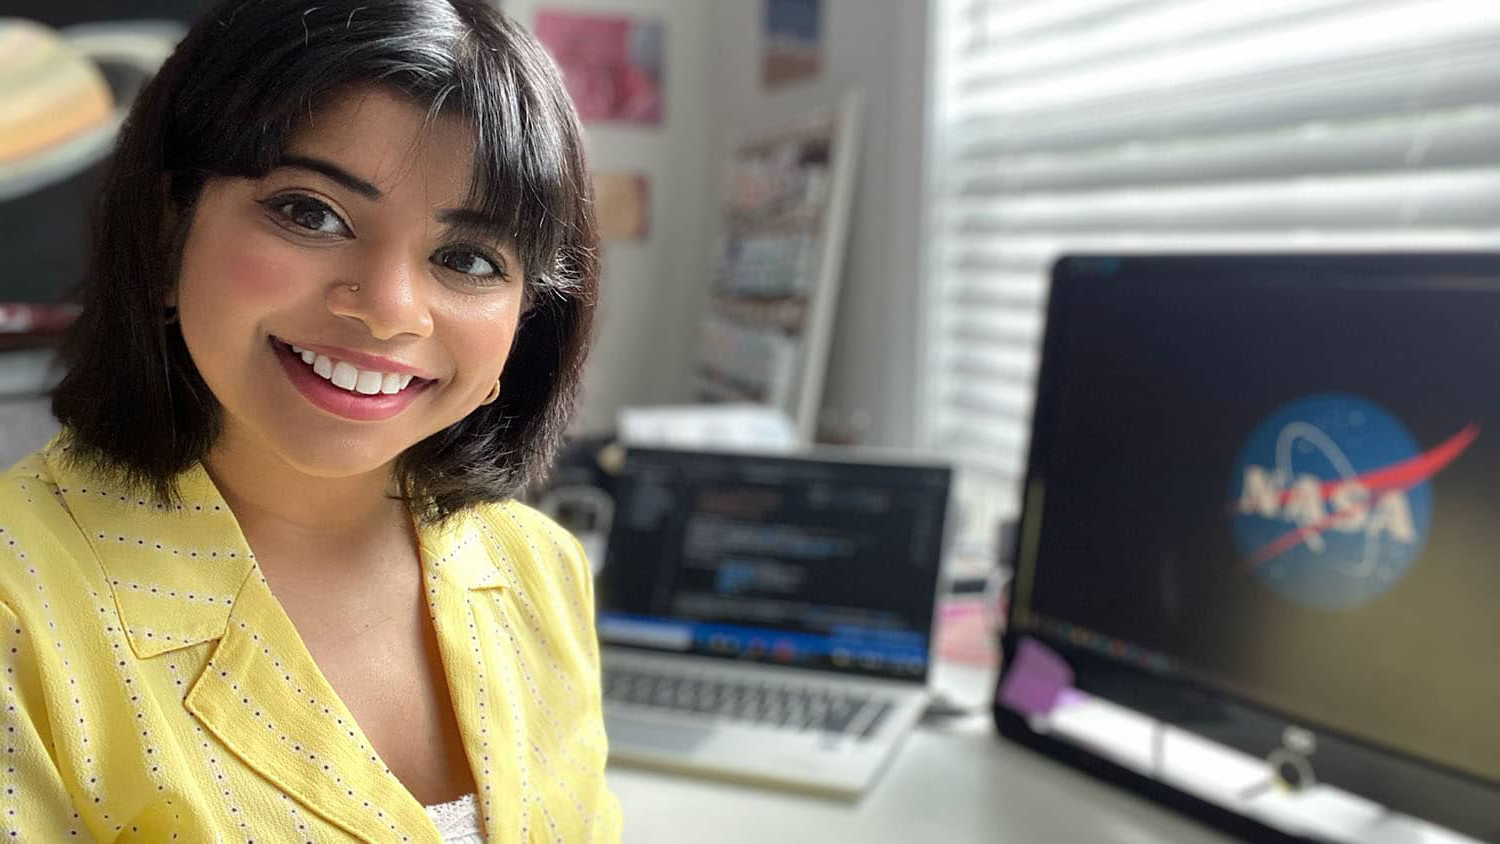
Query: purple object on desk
997 636 1075 716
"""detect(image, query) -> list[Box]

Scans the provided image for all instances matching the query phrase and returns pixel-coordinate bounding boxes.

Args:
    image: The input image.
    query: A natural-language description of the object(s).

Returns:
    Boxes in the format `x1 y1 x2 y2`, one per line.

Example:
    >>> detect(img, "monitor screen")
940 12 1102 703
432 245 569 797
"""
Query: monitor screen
596 448 951 681
1007 254 1500 839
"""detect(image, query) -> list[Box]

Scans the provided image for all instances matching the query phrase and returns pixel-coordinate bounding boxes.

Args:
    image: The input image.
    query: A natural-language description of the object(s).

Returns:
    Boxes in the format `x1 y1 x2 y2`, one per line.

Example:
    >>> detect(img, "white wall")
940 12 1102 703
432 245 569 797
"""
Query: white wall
503 0 720 436
504 0 930 448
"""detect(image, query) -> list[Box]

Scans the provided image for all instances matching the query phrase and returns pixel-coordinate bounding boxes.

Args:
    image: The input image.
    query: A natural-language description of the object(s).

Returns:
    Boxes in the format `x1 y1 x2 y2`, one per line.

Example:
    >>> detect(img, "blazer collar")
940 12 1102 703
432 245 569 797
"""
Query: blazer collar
46 440 523 842
44 442 510 660
46 443 257 658
416 508 510 593
185 567 442 842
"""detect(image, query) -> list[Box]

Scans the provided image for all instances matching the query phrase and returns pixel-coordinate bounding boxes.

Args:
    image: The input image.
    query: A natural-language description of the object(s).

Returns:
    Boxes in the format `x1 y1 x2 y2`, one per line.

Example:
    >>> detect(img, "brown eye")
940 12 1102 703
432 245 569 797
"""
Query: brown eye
437 249 501 278
270 195 350 236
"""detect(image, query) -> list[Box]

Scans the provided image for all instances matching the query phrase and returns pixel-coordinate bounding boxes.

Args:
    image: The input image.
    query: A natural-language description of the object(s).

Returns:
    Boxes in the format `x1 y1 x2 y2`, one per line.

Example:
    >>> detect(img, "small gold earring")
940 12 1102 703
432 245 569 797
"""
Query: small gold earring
480 380 501 405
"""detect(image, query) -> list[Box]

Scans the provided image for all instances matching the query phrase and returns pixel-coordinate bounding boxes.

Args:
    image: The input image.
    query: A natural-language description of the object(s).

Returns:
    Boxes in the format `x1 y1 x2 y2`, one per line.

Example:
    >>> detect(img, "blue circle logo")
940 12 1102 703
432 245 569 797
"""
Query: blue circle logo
1228 394 1476 610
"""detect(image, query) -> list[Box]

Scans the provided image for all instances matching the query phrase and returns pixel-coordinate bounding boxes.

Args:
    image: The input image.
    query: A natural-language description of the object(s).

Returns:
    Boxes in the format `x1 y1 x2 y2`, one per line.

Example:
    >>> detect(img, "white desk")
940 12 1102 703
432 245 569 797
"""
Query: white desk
608 719 1240 843
606 661 1485 844
606 662 1238 844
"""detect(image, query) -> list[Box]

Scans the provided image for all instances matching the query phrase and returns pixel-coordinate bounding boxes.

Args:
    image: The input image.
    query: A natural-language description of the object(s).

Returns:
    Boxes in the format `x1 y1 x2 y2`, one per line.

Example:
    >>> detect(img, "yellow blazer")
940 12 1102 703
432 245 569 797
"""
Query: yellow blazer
0 440 620 842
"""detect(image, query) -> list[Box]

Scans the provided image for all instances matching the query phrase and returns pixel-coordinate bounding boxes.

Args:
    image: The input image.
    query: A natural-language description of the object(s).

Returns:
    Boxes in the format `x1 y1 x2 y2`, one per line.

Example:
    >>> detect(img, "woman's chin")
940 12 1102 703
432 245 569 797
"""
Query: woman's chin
267 437 406 483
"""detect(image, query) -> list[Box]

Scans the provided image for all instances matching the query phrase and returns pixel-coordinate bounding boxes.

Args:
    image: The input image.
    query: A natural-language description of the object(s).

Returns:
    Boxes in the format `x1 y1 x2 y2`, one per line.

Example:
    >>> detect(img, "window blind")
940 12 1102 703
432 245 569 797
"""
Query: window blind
925 0 1500 522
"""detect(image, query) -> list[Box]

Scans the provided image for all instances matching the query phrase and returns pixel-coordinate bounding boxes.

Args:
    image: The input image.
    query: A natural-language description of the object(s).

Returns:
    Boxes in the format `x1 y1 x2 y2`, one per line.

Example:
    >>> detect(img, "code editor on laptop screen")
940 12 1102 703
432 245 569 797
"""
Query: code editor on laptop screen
597 449 951 681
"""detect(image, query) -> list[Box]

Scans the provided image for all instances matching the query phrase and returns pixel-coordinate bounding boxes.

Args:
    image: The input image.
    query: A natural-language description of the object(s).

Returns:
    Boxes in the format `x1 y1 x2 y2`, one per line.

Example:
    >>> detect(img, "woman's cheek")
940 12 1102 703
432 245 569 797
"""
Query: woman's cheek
214 236 310 303
458 296 523 362
180 195 310 311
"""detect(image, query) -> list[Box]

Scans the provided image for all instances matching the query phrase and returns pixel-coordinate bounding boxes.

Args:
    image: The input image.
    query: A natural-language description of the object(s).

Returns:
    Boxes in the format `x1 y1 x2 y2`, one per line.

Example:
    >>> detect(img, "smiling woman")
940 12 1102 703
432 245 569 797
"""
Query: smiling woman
0 2 616 842
175 88 530 482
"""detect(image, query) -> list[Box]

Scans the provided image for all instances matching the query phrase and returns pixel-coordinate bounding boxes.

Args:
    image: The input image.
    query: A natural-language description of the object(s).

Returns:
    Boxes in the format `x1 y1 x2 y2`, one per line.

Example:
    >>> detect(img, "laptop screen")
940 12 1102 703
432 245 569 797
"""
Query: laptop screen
596 448 952 682
1010 254 1500 793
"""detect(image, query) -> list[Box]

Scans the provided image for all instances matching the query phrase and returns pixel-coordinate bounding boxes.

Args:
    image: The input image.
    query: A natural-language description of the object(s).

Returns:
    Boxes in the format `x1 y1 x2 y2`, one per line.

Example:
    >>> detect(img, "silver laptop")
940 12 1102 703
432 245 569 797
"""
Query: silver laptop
595 447 952 797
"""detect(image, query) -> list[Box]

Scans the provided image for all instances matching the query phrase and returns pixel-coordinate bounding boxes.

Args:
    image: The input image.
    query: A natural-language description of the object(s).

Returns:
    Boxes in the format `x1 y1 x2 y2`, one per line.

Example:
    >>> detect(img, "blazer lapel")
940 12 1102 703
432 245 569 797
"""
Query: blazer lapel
49 439 543 842
185 570 441 843
49 444 440 839
47 447 256 659
418 512 523 843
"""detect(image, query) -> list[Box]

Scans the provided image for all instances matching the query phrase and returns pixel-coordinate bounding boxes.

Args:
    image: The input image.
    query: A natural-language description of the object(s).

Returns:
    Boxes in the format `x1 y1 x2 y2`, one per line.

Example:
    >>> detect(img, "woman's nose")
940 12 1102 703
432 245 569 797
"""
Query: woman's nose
325 250 435 340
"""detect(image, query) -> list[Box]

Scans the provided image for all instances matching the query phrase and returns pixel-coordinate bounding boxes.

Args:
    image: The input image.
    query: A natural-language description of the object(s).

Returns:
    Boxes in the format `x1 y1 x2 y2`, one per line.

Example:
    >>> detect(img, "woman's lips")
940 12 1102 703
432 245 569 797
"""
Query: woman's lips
272 338 432 422
275 337 432 379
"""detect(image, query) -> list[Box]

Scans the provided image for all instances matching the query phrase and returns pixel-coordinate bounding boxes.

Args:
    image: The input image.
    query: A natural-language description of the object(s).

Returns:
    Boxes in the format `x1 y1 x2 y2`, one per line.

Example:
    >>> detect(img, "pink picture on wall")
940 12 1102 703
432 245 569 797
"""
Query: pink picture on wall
534 10 664 126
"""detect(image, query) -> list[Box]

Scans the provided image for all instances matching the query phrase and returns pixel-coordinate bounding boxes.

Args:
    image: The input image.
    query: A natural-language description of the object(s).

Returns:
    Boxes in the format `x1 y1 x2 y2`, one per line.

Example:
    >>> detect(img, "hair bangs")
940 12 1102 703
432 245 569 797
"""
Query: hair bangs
450 26 583 300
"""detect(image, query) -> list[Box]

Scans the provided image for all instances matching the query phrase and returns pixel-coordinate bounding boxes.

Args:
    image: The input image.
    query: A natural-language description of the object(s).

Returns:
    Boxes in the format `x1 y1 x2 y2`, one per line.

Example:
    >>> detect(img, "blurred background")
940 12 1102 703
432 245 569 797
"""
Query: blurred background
4 2 1499 842
13 0 1500 586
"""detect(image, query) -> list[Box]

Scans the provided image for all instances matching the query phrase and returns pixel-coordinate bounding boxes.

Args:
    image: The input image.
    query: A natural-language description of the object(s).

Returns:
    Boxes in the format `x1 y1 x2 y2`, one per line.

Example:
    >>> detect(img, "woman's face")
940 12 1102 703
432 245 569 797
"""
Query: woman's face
174 86 523 481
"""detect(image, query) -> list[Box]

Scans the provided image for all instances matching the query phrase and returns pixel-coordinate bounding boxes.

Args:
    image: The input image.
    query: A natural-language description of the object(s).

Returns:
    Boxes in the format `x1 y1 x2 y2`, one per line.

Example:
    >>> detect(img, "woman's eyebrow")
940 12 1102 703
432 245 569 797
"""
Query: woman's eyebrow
275 154 382 200
437 208 509 241
271 158 506 240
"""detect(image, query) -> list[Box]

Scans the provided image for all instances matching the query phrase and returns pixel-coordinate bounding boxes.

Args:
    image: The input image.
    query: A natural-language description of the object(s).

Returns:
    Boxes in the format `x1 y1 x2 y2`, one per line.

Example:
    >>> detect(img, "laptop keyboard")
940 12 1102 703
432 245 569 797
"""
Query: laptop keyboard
602 666 895 738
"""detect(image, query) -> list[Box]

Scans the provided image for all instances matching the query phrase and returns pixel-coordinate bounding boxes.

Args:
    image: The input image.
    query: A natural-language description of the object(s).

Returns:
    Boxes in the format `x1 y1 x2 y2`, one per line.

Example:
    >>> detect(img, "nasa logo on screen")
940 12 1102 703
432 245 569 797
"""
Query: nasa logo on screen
1228 394 1478 610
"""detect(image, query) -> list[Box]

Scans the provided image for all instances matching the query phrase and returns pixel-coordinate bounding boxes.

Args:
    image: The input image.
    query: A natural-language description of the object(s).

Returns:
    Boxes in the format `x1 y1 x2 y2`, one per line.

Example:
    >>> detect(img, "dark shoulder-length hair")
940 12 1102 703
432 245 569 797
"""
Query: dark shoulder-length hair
52 0 598 523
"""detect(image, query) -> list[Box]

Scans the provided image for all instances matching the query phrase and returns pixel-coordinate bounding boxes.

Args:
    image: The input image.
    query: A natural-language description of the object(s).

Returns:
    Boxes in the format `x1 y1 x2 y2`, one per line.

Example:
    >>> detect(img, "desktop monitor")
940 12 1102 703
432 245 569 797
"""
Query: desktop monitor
997 254 1500 842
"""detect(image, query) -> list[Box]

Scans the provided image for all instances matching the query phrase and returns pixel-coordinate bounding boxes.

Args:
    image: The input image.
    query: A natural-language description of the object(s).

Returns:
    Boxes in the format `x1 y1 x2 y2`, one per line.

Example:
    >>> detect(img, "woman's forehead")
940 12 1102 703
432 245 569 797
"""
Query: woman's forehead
285 86 478 203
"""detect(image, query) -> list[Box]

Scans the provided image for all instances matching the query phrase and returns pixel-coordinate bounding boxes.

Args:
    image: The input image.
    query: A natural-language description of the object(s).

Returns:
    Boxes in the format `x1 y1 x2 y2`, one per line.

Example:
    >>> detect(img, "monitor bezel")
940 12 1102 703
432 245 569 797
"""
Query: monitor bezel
993 252 1500 843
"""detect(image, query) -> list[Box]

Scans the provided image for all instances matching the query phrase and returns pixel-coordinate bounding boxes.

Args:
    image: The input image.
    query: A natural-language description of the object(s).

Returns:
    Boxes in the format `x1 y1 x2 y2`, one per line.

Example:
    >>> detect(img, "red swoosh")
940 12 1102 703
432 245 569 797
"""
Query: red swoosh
1241 424 1479 571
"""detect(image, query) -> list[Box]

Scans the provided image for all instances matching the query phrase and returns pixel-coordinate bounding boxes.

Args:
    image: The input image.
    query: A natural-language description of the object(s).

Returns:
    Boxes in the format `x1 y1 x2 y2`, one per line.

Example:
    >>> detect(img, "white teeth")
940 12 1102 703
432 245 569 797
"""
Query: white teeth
294 346 419 397
330 361 358 390
354 369 383 395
